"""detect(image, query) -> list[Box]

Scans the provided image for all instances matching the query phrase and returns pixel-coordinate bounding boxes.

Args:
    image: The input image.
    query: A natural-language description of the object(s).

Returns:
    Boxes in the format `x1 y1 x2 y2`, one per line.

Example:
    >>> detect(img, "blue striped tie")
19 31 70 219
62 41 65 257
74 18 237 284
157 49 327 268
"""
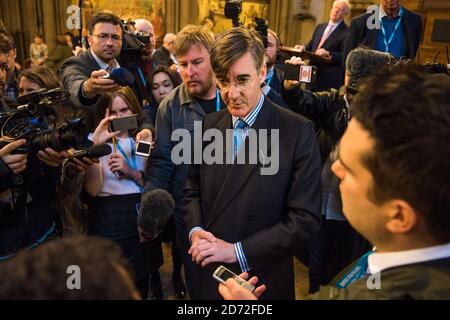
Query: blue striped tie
233 119 247 158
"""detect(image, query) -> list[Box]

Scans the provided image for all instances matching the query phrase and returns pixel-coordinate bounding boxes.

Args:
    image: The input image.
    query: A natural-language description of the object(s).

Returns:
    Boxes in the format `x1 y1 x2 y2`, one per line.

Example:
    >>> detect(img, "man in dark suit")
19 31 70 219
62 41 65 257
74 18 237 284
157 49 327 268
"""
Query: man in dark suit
59 12 153 141
297 0 350 91
343 0 423 64
218 63 450 300
184 28 322 300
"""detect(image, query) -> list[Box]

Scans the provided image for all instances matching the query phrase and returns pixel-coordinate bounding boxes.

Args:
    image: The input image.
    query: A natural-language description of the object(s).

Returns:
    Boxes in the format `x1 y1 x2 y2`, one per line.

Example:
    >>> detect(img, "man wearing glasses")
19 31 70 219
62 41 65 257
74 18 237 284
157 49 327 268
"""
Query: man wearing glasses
183 28 322 300
59 12 152 143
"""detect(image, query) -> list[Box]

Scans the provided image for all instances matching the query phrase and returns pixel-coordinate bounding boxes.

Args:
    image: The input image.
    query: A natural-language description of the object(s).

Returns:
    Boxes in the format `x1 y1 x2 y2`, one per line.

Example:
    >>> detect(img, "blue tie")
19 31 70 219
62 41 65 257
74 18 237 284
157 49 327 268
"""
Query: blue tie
233 119 247 158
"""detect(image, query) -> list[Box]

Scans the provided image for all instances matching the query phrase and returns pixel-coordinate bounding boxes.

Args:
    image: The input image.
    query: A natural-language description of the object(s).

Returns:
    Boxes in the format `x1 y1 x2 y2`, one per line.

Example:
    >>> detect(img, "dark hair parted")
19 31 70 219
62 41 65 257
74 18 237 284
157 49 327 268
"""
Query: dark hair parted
174 24 214 57
88 12 123 35
352 62 450 243
210 28 265 81
0 236 138 299
147 65 181 107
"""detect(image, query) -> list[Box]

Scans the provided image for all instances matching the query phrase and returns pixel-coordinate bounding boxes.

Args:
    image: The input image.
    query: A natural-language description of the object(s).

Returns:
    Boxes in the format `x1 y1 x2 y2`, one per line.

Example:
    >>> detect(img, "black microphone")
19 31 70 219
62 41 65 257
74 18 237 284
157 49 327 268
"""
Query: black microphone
137 189 174 241
109 68 135 86
70 143 112 159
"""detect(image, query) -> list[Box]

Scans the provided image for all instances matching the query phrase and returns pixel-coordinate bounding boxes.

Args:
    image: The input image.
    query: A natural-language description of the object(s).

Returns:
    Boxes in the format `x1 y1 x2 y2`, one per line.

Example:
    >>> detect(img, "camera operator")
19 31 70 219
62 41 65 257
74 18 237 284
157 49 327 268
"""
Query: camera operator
59 12 154 145
0 62 93 258
281 47 394 293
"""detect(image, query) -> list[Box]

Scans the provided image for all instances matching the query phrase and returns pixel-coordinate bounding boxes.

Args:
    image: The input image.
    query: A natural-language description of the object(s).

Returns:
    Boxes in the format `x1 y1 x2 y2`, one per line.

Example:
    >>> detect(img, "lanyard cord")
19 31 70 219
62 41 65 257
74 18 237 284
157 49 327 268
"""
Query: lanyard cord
380 7 404 53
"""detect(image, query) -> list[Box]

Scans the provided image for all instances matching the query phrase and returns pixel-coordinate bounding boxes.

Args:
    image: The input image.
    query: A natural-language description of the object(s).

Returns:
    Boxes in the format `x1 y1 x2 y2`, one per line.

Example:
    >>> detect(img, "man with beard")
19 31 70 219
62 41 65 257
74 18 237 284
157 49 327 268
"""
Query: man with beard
143 25 225 296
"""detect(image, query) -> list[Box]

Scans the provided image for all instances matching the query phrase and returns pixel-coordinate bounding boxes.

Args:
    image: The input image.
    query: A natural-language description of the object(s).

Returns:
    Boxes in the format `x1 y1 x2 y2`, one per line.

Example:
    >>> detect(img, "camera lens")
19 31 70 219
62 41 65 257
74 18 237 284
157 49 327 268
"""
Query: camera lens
31 118 89 152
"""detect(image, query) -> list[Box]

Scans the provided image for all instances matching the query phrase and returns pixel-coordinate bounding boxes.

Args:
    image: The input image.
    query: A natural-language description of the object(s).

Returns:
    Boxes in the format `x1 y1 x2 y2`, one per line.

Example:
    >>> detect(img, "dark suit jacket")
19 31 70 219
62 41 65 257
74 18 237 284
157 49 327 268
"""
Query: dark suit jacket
342 7 423 67
152 46 174 67
306 22 348 91
59 50 104 130
59 50 153 132
183 98 322 300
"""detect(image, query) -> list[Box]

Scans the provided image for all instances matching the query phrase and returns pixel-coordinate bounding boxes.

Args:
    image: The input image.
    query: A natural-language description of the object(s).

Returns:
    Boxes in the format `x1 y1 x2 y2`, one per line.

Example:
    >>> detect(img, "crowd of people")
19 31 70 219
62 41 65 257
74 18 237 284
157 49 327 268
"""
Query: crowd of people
0 0 449 301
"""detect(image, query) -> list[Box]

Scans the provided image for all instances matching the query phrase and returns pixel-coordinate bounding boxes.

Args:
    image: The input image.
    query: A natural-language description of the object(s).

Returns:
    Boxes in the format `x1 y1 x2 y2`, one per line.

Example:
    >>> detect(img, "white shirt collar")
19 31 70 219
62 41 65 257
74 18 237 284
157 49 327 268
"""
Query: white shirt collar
90 49 120 70
327 20 342 27
368 242 450 274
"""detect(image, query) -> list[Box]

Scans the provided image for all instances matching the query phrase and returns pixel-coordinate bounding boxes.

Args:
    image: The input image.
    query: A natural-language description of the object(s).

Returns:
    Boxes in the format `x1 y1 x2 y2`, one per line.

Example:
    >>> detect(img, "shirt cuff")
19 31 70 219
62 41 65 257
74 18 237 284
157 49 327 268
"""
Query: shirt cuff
235 242 251 272
188 226 203 244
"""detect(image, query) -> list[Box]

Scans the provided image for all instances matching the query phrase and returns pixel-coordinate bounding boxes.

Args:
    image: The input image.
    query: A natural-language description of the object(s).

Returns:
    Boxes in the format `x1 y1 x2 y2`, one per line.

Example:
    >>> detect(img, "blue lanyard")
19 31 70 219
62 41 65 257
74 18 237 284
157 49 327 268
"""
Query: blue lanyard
380 7 403 53
335 250 374 288
115 138 137 171
266 68 274 86
115 138 143 191
137 67 147 88
216 89 221 112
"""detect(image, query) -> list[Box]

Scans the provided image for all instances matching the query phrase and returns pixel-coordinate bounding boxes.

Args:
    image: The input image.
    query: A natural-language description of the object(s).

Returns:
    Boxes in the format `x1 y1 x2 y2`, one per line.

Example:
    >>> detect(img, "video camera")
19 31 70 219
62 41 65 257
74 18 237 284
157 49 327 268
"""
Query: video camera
0 88 89 155
119 19 151 69
225 0 243 28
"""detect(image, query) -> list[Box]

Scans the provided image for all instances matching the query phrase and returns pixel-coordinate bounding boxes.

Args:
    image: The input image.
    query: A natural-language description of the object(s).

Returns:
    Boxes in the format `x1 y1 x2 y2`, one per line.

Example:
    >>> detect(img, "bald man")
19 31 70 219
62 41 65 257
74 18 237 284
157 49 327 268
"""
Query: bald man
152 33 177 70
133 18 156 80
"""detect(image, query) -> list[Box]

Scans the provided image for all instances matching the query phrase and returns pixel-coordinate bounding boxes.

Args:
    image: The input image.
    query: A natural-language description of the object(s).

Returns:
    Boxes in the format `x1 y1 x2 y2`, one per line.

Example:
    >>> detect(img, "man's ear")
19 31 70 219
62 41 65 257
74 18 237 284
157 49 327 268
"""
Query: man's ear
87 35 93 48
384 200 418 235
259 63 267 85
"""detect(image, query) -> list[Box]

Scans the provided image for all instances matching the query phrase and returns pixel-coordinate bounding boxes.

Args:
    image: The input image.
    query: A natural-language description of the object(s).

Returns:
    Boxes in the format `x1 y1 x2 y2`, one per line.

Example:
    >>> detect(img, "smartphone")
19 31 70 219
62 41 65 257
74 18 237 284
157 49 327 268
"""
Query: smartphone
135 140 152 157
212 265 255 292
109 114 138 132
284 63 317 84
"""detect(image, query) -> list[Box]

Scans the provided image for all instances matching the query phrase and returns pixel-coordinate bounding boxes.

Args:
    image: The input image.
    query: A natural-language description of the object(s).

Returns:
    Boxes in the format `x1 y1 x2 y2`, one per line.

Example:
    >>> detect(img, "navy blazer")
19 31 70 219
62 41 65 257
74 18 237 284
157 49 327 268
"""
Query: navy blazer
183 98 322 299
342 7 423 68
306 22 348 91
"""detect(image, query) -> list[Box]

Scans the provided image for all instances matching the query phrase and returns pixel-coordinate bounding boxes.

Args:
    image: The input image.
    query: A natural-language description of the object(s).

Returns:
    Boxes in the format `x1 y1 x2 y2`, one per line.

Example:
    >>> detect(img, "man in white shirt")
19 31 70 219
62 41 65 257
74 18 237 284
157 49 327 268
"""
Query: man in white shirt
218 63 450 300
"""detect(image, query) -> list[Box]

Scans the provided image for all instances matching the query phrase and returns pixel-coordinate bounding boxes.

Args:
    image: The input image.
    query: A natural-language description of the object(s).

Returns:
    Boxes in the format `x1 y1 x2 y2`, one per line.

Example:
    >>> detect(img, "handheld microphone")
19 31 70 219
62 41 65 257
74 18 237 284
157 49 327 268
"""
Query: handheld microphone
109 68 135 86
137 189 175 241
70 143 112 159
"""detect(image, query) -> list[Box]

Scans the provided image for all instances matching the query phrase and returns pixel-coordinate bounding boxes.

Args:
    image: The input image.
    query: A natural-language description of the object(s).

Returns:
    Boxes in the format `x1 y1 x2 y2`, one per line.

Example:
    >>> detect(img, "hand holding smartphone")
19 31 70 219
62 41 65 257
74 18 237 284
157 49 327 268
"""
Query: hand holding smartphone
135 140 152 157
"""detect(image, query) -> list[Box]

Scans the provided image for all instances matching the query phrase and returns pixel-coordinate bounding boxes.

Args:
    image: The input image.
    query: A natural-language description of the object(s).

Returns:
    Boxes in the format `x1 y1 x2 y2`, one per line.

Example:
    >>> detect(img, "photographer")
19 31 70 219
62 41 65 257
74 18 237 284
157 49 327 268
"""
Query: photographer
59 12 153 144
0 64 86 258
281 47 394 293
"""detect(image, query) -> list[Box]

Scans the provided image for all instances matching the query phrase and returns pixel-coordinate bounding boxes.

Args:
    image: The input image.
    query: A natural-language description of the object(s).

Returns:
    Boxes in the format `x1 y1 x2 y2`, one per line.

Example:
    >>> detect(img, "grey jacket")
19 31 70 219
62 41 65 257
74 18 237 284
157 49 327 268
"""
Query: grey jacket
144 83 207 225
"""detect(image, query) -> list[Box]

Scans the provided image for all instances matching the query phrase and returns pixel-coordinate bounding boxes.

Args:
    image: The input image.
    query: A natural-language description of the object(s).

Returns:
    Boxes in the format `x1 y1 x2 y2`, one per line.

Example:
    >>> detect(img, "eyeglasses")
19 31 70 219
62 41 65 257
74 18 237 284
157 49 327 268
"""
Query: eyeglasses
217 75 255 92
93 33 122 42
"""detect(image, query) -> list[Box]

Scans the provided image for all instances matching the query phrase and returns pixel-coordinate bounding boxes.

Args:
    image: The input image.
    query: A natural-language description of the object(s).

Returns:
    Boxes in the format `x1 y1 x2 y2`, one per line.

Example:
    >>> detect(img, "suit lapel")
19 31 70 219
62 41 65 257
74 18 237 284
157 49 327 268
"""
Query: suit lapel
313 24 327 50
206 99 275 228
322 22 346 48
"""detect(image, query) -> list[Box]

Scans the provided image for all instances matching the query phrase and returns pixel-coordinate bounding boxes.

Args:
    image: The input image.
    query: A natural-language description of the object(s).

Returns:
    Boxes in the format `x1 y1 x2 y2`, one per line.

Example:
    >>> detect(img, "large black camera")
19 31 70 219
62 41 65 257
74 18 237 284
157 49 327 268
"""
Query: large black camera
119 20 151 69
225 0 243 27
0 88 89 155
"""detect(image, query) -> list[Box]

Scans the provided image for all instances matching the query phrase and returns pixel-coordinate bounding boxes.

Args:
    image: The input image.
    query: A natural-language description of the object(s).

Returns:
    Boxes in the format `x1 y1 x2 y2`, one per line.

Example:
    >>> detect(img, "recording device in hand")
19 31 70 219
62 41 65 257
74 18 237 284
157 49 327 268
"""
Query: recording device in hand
135 140 151 157
108 114 138 132
102 68 135 87
70 143 112 160
137 189 175 241
213 265 256 292
284 63 317 84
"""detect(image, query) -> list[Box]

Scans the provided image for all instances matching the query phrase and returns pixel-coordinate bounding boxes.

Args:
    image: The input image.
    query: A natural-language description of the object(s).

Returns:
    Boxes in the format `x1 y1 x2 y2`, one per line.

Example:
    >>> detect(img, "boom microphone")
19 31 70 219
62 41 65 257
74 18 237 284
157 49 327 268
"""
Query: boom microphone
70 143 112 159
137 189 175 241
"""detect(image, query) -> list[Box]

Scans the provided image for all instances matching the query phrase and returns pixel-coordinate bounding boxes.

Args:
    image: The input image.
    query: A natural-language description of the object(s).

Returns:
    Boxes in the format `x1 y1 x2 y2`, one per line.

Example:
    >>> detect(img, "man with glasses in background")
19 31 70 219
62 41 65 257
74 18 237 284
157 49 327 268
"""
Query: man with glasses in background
59 12 153 143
